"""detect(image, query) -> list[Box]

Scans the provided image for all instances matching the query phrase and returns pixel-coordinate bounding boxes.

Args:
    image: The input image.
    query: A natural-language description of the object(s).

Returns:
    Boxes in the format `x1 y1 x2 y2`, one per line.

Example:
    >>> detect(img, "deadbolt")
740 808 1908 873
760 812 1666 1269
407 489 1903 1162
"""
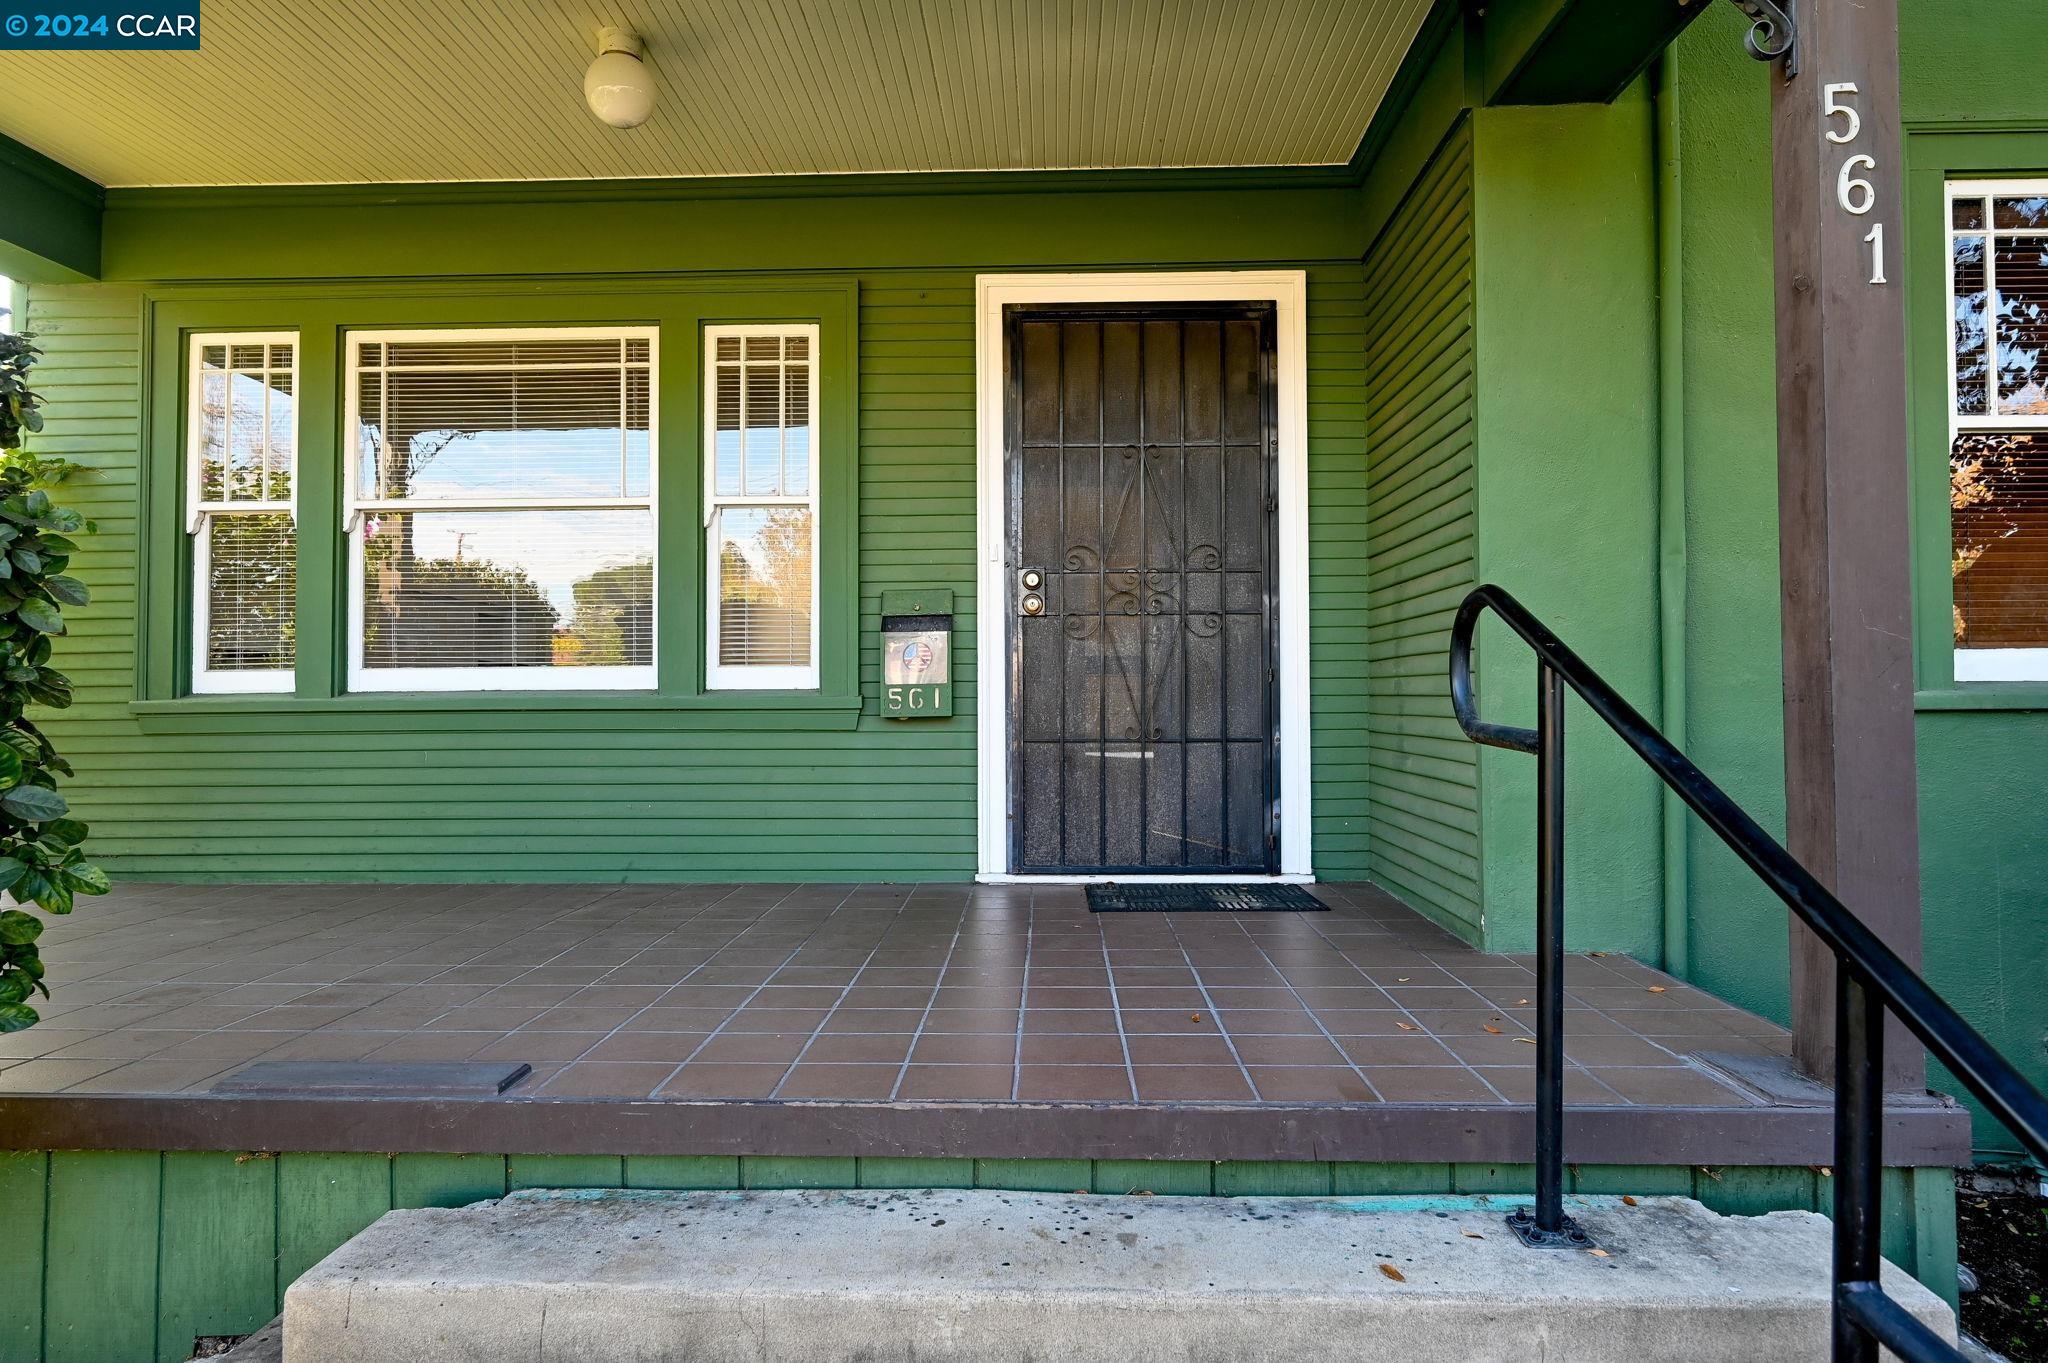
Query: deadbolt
1021 568 1043 590
1020 592 1045 617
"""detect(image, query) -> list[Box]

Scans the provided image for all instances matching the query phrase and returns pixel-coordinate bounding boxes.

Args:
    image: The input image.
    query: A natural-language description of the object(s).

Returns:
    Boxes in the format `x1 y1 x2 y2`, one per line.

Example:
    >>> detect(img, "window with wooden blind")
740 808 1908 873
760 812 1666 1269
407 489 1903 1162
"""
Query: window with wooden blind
345 328 657 691
1950 183 2048 681
705 325 818 689
189 333 297 694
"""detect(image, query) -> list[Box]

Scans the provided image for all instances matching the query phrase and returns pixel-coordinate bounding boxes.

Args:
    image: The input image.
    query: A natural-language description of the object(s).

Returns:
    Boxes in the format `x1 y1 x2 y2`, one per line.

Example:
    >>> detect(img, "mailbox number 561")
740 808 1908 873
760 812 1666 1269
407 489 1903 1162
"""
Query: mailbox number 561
1824 82 1886 286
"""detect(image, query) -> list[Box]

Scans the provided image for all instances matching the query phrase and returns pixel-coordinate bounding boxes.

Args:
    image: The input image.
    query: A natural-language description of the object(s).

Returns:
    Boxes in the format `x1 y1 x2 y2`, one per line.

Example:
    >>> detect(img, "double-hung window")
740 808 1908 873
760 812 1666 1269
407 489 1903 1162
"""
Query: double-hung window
1949 182 2048 681
188 334 297 694
346 328 657 691
705 325 819 689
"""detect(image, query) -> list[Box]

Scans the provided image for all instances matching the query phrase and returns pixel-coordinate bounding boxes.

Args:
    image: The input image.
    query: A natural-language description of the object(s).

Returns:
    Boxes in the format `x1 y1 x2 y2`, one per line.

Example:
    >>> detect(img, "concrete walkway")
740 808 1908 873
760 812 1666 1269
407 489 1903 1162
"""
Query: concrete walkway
284 1187 1952 1362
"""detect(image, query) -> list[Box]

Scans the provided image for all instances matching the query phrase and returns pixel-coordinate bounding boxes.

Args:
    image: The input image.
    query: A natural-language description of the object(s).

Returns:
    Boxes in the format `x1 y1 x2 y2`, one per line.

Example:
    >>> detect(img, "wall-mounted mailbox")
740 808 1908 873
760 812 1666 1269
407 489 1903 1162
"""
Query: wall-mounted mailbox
881 588 953 718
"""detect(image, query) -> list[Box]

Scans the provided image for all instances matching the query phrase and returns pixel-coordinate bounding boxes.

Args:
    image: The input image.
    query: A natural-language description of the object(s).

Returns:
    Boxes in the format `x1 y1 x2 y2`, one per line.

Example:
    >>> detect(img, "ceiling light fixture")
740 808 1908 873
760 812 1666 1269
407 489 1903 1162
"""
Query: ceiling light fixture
585 27 656 129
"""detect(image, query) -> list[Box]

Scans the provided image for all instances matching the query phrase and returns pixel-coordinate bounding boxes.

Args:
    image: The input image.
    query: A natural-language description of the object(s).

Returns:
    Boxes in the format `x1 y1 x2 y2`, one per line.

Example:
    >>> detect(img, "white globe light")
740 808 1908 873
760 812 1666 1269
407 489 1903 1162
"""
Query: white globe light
585 33 655 129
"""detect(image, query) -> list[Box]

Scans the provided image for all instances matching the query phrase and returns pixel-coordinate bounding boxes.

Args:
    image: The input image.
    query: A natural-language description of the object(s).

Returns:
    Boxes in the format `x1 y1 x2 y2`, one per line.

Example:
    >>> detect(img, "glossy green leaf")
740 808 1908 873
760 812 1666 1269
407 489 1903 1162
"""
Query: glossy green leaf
15 599 61 635
61 863 108 896
1 785 67 822
0 1000 38 1031
42 817 86 846
42 574 87 606
0 910 40 945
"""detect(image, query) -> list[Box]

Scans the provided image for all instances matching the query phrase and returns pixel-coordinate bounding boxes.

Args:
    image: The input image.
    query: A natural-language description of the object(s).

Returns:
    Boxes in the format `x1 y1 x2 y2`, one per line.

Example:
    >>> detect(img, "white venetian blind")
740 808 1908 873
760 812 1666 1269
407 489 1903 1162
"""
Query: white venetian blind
1950 187 2048 667
190 336 297 690
706 327 818 687
349 331 657 689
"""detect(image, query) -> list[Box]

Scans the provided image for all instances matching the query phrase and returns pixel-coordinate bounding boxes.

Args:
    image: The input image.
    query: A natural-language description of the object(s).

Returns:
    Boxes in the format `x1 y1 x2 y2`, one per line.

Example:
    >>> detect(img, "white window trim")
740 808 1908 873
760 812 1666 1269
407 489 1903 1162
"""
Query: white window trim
342 325 659 694
703 322 821 691
971 270 1313 880
188 330 297 696
1946 180 2048 681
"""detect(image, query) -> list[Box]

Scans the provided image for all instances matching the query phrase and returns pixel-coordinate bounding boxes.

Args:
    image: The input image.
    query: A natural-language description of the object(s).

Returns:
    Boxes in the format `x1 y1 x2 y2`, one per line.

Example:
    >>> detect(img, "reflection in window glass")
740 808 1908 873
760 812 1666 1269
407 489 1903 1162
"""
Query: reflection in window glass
360 510 653 670
705 325 819 688
354 337 652 502
1952 431 2048 647
206 512 296 671
347 329 658 689
716 507 813 667
1951 186 2048 665
190 335 297 691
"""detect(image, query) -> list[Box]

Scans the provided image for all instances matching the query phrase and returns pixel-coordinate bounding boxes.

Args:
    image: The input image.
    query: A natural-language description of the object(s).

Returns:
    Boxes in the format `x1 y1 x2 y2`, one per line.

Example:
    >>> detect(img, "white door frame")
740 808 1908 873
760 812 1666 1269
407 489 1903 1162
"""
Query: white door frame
974 270 1313 882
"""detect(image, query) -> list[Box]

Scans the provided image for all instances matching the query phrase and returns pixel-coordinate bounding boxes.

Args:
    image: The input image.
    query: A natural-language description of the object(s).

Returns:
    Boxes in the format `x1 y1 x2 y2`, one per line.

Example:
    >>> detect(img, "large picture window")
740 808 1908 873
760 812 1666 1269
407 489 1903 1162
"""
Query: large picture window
188 333 297 694
1949 181 2048 681
705 325 818 689
345 328 657 691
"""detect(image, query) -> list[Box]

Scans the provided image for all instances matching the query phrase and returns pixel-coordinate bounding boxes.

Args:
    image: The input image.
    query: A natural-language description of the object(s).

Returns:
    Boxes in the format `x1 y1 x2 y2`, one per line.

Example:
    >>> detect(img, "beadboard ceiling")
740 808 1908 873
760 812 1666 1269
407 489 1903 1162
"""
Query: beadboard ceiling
0 0 1432 188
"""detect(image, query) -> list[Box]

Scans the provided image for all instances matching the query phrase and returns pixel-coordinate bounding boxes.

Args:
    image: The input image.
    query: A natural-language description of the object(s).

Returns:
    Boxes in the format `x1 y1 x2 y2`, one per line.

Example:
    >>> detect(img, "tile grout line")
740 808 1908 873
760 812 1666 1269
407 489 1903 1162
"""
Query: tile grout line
1222 911 1391 1103
768 887 914 1099
1088 894 1142 1103
1008 892 1038 1101
887 896 970 1101
1162 911 1263 1099
1295 902 1517 1101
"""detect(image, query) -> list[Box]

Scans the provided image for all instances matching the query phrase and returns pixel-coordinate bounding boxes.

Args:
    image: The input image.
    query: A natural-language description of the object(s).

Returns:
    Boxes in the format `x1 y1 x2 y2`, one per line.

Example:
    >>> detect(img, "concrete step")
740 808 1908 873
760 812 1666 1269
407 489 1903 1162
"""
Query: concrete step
284 1188 1953 1363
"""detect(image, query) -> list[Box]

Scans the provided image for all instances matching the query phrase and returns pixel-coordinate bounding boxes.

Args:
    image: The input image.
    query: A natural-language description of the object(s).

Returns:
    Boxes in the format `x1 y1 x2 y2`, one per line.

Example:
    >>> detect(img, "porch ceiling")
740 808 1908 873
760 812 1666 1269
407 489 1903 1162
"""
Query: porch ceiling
0 0 1432 189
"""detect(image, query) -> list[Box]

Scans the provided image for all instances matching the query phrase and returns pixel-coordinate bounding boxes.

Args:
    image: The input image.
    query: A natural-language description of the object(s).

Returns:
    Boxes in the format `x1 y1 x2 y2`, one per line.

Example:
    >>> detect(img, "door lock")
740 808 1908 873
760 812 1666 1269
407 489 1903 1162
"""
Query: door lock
1018 567 1045 616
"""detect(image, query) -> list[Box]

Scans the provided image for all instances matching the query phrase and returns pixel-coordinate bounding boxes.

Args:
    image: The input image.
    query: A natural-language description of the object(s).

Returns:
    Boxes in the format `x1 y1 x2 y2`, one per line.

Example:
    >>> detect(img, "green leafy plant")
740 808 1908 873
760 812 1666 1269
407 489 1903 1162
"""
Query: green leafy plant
0 332 109 1032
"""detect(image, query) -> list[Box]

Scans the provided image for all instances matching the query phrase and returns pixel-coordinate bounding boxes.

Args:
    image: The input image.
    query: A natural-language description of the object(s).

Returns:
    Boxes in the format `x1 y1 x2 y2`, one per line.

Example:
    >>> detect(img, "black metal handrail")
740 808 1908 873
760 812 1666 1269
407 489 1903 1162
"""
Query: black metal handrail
1448 584 2048 1362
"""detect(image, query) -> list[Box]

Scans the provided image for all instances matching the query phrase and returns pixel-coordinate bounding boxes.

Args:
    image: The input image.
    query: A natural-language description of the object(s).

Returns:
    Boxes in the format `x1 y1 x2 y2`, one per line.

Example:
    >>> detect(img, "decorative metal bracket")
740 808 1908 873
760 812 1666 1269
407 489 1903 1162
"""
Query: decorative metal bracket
1505 1206 1597 1250
1725 0 1797 75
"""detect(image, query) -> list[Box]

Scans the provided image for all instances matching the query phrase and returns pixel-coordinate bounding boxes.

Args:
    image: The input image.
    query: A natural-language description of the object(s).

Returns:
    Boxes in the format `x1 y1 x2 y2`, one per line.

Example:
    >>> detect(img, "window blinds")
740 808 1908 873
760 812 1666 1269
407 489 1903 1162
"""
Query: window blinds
191 337 297 689
349 331 656 687
706 328 817 686
1950 190 2048 658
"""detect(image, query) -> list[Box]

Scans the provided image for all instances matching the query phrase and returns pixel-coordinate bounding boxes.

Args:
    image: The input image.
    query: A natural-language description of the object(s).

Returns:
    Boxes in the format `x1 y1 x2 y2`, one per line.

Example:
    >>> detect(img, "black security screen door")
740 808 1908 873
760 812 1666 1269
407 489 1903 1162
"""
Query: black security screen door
1006 305 1279 874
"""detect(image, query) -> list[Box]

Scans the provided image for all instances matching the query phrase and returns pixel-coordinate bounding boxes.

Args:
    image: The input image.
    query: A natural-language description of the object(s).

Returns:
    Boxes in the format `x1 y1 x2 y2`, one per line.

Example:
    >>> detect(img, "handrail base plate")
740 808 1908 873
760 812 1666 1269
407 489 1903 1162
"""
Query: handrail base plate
1505 1206 1597 1250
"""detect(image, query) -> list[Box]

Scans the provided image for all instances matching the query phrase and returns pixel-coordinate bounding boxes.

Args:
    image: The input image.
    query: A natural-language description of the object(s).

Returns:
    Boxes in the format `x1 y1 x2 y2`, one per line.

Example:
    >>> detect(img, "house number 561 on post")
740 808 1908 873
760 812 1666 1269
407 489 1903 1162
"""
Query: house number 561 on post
1824 82 1886 285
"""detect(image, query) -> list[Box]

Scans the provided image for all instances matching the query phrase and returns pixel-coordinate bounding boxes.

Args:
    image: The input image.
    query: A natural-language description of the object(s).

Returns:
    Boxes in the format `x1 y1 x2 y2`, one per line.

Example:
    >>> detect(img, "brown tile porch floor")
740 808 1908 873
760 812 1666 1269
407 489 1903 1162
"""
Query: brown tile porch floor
0 880 1795 1108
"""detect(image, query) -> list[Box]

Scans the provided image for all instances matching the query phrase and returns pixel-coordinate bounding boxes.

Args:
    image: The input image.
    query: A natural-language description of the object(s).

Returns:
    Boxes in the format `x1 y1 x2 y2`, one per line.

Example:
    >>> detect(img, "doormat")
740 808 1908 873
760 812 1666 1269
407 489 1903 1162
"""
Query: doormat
1085 883 1328 912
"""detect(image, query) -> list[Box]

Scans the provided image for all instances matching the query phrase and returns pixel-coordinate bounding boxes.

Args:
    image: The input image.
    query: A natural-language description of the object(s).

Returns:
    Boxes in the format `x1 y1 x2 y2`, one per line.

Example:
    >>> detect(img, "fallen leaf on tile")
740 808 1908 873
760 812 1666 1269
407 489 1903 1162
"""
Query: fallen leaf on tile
1482 1025 1503 1034
1517 998 1530 1006
1589 951 1609 957
1396 1022 1419 1032
1396 977 1410 983
1514 1037 1537 1045
1460 1229 1484 1239
1379 1264 1407 1282
1189 1013 1203 1022
1621 1195 1639 1206
1647 986 1667 994
1587 1248 1610 1258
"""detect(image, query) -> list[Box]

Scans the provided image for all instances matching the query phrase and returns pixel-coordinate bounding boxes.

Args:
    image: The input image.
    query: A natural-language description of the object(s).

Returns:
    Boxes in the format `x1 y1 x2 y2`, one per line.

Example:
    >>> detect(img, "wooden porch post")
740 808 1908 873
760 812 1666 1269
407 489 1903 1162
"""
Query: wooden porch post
1763 0 1924 1088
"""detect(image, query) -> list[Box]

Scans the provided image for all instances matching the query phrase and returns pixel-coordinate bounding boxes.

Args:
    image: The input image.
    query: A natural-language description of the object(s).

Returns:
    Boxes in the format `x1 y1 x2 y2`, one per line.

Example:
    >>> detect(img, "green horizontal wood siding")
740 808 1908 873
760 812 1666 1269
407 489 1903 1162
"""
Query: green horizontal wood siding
24 254 1366 881
1361 123 1481 936
0 1148 1953 1363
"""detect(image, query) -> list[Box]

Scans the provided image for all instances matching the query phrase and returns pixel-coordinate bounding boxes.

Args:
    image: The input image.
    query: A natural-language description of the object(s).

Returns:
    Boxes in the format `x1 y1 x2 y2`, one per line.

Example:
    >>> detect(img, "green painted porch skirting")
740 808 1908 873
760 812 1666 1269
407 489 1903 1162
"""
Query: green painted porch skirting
0 1149 1957 1363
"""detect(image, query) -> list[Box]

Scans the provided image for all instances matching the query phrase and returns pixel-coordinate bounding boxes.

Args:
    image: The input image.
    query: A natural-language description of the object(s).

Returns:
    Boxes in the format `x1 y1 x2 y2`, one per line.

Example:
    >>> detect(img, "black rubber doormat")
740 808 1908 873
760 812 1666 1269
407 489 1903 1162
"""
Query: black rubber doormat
1086 883 1328 912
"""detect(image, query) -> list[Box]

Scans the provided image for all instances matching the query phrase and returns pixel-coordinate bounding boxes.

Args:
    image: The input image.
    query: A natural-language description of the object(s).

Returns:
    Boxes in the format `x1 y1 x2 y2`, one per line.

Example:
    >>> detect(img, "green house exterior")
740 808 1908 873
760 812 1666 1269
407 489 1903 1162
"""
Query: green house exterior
0 0 2043 1356
10 0 2043 1146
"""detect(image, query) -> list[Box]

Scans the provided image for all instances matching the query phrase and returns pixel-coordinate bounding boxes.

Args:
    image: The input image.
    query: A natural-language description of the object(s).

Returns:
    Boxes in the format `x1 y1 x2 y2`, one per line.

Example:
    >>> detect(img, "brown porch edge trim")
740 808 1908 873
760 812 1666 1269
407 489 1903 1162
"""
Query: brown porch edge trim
0 1093 1971 1167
